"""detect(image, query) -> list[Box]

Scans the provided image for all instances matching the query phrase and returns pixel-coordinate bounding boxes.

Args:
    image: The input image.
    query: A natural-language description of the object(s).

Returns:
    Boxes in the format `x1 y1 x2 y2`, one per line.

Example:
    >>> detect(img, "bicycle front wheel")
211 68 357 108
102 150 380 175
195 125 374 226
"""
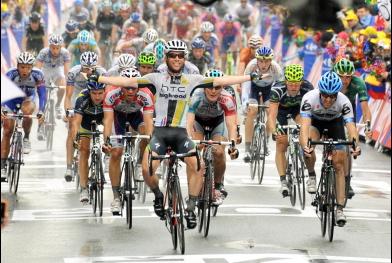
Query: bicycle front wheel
250 125 260 180
125 162 134 229
96 153 104 217
287 154 296 207
257 125 267 184
90 159 98 216
11 137 23 194
326 168 336 242
203 163 213 237
45 99 55 151
296 146 306 210
173 179 185 254
320 171 327 237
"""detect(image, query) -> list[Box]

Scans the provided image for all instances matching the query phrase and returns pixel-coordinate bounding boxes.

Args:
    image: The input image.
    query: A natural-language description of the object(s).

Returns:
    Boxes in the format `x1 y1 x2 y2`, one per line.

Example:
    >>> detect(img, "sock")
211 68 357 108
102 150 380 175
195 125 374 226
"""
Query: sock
245 142 251 152
215 182 223 189
186 195 198 211
280 175 287 182
112 186 120 199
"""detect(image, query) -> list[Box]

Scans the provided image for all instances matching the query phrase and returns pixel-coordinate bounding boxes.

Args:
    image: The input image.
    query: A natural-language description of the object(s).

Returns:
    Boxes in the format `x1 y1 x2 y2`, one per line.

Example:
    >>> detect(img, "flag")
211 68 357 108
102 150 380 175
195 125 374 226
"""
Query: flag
1 73 25 103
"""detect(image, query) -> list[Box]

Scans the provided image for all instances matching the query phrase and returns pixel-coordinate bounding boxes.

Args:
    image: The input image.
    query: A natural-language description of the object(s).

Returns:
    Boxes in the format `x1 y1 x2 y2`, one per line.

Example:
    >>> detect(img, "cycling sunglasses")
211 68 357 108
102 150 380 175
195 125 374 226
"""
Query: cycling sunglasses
167 52 185 59
320 93 338 99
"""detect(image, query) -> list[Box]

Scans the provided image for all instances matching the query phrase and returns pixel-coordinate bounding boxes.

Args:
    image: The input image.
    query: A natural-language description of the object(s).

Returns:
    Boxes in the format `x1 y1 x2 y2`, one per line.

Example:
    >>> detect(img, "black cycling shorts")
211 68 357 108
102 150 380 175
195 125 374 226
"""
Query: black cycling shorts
250 83 272 103
311 117 346 141
277 106 300 127
149 127 195 155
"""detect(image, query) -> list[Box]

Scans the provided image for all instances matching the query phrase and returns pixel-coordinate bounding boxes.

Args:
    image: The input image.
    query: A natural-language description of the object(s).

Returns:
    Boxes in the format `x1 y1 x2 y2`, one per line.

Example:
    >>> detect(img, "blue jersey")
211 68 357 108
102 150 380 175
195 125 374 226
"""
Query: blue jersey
3 68 47 112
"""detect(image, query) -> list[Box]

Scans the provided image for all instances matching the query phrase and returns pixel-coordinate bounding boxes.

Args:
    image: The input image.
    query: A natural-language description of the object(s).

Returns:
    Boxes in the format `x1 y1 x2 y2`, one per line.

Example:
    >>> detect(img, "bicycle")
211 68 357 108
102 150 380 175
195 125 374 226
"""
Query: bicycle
281 122 306 210
109 129 150 229
194 135 234 237
309 132 357 242
133 136 148 204
77 120 105 216
3 107 38 194
67 109 80 191
248 103 269 184
149 148 200 255
42 84 65 151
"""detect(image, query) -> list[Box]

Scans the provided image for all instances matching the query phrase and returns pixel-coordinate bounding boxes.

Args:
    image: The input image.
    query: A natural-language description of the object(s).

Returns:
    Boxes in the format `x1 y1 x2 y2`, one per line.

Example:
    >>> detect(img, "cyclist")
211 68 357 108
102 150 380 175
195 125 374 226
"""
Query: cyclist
68 30 101 67
75 9 96 38
333 58 372 198
299 71 361 226
218 13 242 72
137 52 156 76
71 81 106 203
195 21 220 68
188 38 211 75
115 26 139 57
88 39 257 229
200 7 219 29
70 0 90 23
62 20 80 48
1 52 46 177
107 53 136 77
237 35 263 93
234 0 255 39
35 34 71 122
187 69 240 205
116 28 158 59
213 0 229 19
156 46 200 75
268 64 313 196
101 68 153 214
22 12 46 56
242 46 283 162
122 12 148 38
114 3 131 40
171 6 193 41
95 0 116 68
64 51 106 182
141 29 159 53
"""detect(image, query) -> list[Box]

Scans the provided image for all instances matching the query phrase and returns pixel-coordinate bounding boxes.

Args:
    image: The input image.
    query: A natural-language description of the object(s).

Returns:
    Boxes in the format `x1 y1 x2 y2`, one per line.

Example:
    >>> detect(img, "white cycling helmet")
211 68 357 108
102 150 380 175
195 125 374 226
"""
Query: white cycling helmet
200 21 214 33
117 53 136 69
164 39 188 55
248 35 263 48
80 51 98 67
120 68 141 78
142 29 158 44
17 52 35 65
224 13 235 22
48 34 64 46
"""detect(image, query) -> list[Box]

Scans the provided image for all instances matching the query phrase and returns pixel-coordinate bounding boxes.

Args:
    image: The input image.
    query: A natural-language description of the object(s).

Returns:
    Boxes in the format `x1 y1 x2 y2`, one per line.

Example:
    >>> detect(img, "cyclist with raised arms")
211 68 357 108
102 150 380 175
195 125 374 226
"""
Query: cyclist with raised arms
64 51 106 182
242 46 283 162
1 52 46 177
187 69 239 205
35 34 71 122
88 39 259 229
68 30 101 67
101 68 153 214
300 71 361 226
268 64 313 196
71 81 106 203
333 58 372 198
107 53 137 77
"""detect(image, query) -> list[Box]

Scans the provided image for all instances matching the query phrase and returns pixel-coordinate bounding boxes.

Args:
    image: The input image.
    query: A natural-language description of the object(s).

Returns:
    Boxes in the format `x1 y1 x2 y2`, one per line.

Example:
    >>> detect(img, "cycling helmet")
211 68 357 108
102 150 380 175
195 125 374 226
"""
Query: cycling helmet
66 20 79 33
333 58 355 76
154 39 166 61
206 7 215 14
284 64 304 82
191 38 206 49
17 52 35 65
29 12 41 23
87 81 106 91
74 0 83 6
138 52 157 65
255 46 274 59
48 34 64 45
223 13 235 22
318 71 343 94
120 68 141 78
200 21 214 33
119 3 130 11
130 12 141 23
205 69 224 77
142 29 158 44
248 35 263 48
78 30 91 44
164 39 188 55
80 51 98 67
101 0 112 8
117 53 136 69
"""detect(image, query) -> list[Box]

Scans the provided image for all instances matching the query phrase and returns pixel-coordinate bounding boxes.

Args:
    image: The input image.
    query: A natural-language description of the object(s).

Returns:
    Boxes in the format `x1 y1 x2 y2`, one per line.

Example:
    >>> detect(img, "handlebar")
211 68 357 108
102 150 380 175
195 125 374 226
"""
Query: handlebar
281 124 301 130
46 85 66 90
307 138 358 159
109 134 151 141
246 103 269 109
2 112 38 119
193 139 235 147
150 150 198 161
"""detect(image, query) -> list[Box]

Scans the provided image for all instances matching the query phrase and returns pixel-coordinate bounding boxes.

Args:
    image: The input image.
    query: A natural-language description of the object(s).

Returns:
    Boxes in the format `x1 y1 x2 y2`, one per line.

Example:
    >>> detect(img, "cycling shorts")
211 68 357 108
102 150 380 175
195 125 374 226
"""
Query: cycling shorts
80 115 104 134
149 127 195 156
42 67 65 84
194 115 226 138
110 111 144 148
220 36 236 54
277 106 300 129
250 83 272 104
311 117 346 150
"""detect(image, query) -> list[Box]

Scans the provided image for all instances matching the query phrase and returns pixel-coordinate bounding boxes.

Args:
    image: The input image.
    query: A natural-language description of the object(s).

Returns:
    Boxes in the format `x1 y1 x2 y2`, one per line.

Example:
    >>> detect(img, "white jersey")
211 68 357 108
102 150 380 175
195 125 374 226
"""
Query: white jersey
36 47 70 69
157 61 200 75
300 89 355 123
243 59 283 87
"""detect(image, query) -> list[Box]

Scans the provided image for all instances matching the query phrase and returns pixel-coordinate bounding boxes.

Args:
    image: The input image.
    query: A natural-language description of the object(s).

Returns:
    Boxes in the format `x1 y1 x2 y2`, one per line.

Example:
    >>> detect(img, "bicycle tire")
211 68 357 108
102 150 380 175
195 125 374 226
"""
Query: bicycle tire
125 161 133 229
288 153 296 207
320 170 327 237
91 156 98 216
257 125 267 184
203 163 213 237
73 150 80 191
167 178 178 250
343 146 352 207
296 146 306 210
250 125 260 180
327 168 336 242
174 179 185 255
45 99 55 151
8 136 17 193
11 137 23 194
97 152 104 217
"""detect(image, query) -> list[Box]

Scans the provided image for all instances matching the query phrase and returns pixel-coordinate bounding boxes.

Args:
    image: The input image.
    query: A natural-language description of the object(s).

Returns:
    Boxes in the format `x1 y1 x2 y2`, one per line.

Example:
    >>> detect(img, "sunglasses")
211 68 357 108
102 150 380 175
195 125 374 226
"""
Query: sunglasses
337 73 353 79
206 86 223 91
320 93 337 99
167 52 185 59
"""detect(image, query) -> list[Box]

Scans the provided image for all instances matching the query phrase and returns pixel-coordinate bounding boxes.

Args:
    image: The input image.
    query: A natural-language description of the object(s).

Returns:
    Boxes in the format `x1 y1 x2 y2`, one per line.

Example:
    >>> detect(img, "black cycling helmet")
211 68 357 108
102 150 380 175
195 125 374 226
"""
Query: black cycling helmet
29 12 41 23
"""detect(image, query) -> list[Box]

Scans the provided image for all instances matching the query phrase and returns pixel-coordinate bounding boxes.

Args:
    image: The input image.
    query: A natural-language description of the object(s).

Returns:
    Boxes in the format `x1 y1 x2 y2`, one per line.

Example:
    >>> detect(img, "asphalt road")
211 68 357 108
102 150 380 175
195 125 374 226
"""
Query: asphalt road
1 119 391 263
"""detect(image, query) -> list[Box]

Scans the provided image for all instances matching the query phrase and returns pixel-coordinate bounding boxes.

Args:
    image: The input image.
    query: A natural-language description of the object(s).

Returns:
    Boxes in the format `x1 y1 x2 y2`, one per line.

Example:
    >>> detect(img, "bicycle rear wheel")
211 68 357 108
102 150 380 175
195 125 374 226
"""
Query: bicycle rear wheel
90 160 98 216
166 180 178 250
250 125 260 180
125 162 134 229
96 153 104 217
320 171 327 237
287 154 296 207
296 148 306 210
203 162 213 237
327 168 336 242
11 137 22 194
257 126 267 184
343 146 352 207
173 179 185 254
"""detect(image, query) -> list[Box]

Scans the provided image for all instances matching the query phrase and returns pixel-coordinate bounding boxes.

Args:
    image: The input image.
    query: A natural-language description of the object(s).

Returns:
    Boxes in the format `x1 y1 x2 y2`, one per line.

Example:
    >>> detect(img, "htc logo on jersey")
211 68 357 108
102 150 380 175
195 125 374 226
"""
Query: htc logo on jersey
159 85 187 99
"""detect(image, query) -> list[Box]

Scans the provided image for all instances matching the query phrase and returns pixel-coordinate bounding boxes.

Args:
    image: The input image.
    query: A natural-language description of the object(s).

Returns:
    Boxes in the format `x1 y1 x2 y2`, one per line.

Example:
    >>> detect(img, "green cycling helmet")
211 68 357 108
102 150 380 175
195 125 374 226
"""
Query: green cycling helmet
138 51 156 65
284 64 304 81
333 58 355 76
